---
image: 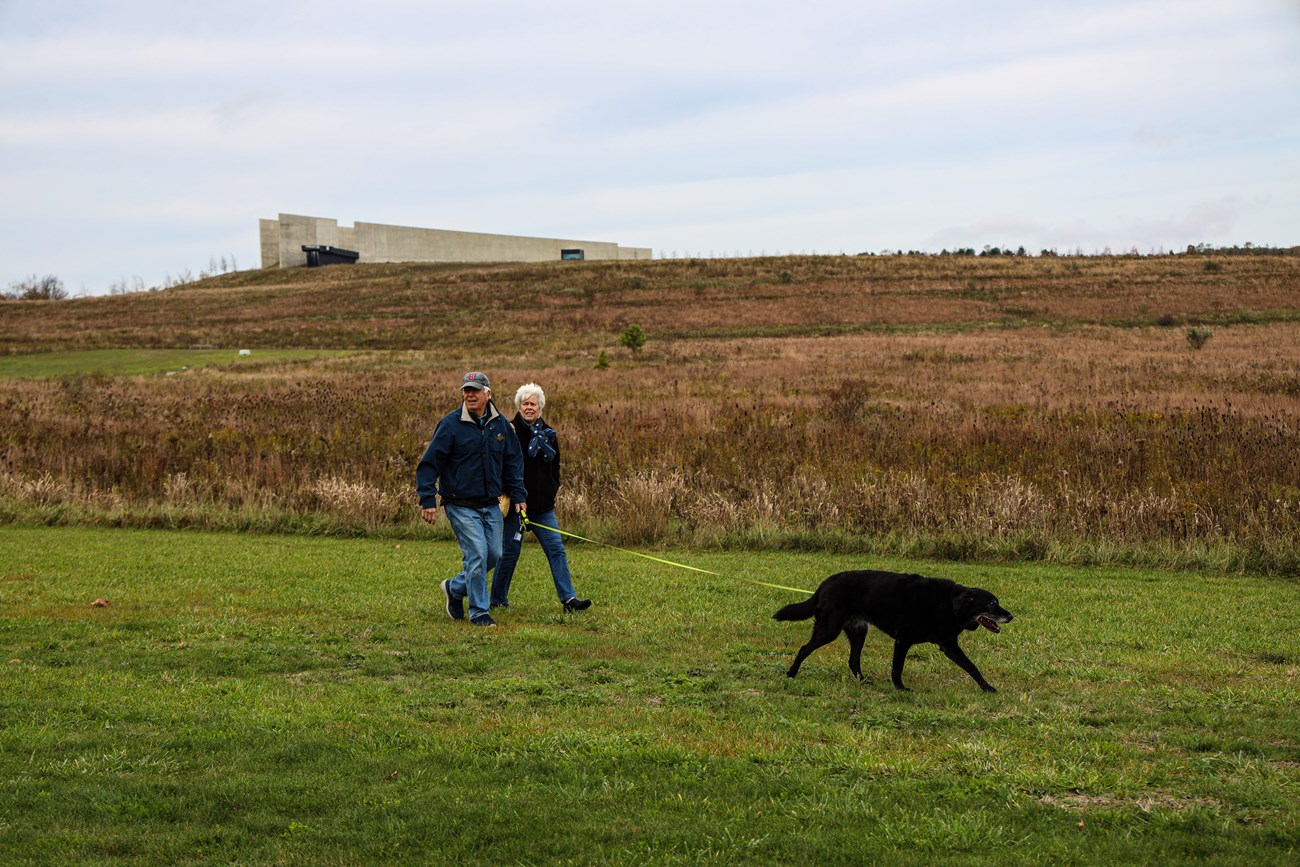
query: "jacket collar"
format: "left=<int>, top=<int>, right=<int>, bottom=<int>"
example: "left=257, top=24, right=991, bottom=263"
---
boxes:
left=461, top=400, right=500, bottom=425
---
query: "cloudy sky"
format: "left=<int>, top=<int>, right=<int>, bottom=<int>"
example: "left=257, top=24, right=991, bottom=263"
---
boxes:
left=2, top=0, right=1298, bottom=295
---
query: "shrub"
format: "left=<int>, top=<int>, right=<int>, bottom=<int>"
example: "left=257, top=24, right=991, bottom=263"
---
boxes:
left=620, top=324, right=646, bottom=355
left=5, top=274, right=67, bottom=301
left=1186, top=326, right=1213, bottom=350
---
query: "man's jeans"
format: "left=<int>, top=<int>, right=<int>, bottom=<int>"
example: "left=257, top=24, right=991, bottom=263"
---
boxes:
left=443, top=504, right=504, bottom=621
left=492, top=509, right=577, bottom=606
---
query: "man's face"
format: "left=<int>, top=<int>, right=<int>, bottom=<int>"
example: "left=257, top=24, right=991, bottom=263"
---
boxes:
left=462, top=387, right=488, bottom=416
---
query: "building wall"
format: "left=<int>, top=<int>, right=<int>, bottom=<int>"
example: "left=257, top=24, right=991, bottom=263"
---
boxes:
left=259, top=219, right=280, bottom=268
left=261, top=213, right=651, bottom=268
left=275, top=214, right=340, bottom=269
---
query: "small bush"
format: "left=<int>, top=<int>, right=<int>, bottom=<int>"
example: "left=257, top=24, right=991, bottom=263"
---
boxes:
left=5, top=274, right=67, bottom=301
left=620, top=324, right=646, bottom=355
left=1186, top=326, right=1213, bottom=350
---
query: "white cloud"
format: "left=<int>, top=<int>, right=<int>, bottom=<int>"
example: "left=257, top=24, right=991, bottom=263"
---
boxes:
left=0, top=0, right=1297, bottom=293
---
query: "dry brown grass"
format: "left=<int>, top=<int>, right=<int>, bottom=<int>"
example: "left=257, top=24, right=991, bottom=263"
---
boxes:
left=2, top=254, right=1296, bottom=353
left=2, top=254, right=1298, bottom=570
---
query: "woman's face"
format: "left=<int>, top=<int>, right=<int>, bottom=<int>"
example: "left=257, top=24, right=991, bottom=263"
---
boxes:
left=519, top=394, right=541, bottom=422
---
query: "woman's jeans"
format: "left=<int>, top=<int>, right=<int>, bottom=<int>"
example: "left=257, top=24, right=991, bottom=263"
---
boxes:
left=492, top=509, right=577, bottom=606
left=443, top=504, right=503, bottom=622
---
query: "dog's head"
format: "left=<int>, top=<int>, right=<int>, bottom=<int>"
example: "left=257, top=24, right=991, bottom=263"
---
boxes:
left=953, top=587, right=1014, bottom=633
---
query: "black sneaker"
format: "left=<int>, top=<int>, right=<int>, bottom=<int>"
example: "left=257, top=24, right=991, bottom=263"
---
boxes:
left=562, top=597, right=592, bottom=613
left=470, top=614, right=497, bottom=628
left=489, top=601, right=510, bottom=610
left=441, top=580, right=464, bottom=621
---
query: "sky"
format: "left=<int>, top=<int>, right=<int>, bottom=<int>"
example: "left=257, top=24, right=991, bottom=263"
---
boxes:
left=2, top=0, right=1298, bottom=296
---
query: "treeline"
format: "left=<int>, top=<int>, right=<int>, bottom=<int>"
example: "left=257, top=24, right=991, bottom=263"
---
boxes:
left=865, top=242, right=1299, bottom=258
left=2, top=254, right=242, bottom=302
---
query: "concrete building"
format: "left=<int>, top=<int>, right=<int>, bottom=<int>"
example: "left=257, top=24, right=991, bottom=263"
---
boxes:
left=260, top=213, right=652, bottom=268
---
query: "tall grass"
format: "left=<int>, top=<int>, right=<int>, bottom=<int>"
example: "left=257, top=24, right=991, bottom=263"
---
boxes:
left=1, top=256, right=1298, bottom=571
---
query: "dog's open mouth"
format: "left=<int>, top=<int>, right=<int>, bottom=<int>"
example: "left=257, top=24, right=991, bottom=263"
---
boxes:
left=977, top=615, right=1001, bottom=633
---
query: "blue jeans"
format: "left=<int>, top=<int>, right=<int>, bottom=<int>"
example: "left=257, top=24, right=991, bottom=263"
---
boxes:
left=492, top=509, right=577, bottom=606
left=443, top=504, right=503, bottom=621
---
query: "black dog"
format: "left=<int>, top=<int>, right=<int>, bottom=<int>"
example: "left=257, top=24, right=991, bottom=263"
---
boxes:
left=773, top=570, right=1013, bottom=691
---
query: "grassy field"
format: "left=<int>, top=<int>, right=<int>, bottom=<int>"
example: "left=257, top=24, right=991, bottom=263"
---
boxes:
left=0, top=348, right=351, bottom=379
left=2, top=526, right=1297, bottom=864
left=2, top=254, right=1298, bottom=861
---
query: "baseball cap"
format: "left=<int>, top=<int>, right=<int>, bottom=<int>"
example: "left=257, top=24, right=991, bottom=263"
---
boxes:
left=461, top=371, right=490, bottom=390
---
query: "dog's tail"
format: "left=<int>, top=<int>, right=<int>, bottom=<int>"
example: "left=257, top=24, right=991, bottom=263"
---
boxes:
left=772, top=595, right=817, bottom=622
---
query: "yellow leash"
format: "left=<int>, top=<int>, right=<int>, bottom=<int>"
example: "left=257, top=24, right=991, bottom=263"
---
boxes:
left=519, top=511, right=812, bottom=595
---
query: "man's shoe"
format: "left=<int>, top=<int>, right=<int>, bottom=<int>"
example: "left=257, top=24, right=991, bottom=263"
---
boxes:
left=562, top=597, right=592, bottom=613
left=470, top=614, right=497, bottom=628
left=441, top=580, right=464, bottom=621
left=489, top=601, right=510, bottom=610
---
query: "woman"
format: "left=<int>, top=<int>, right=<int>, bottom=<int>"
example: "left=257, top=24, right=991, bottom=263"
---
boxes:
left=490, top=382, right=592, bottom=613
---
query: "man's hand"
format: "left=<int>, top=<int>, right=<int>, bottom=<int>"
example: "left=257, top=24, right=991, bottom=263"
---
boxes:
left=515, top=502, right=527, bottom=515
left=421, top=506, right=438, bottom=524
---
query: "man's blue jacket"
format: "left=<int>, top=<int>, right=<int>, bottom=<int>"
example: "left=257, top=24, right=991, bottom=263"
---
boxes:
left=417, top=401, right=527, bottom=509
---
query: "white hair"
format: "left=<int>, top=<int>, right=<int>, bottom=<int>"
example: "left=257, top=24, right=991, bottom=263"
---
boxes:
left=514, top=382, right=545, bottom=412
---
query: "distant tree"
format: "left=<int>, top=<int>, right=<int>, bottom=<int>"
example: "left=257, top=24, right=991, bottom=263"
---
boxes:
left=1186, top=326, right=1213, bottom=350
left=109, top=276, right=147, bottom=296
left=5, top=274, right=67, bottom=300
left=620, top=324, right=646, bottom=355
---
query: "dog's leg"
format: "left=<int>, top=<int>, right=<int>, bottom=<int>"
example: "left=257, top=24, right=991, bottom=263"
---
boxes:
left=786, top=618, right=842, bottom=677
left=938, top=639, right=996, bottom=692
left=845, top=626, right=868, bottom=679
left=890, top=641, right=914, bottom=690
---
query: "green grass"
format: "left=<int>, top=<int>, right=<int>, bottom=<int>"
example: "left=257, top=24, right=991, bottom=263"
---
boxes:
left=2, top=526, right=1297, bottom=864
left=0, top=349, right=352, bottom=379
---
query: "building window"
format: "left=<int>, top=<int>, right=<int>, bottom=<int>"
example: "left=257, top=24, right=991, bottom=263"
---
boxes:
left=560, top=249, right=585, bottom=261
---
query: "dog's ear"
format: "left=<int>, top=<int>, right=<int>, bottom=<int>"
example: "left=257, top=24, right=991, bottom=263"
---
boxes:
left=952, top=589, right=974, bottom=616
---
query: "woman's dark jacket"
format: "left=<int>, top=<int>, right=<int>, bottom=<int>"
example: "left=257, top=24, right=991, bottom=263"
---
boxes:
left=511, top=413, right=561, bottom=513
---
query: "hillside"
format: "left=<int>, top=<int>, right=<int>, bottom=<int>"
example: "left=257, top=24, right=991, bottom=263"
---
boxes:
left=2, top=253, right=1298, bottom=355
left=3, top=253, right=1300, bottom=571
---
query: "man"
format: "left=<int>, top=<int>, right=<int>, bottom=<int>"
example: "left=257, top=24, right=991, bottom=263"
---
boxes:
left=416, top=371, right=527, bottom=628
